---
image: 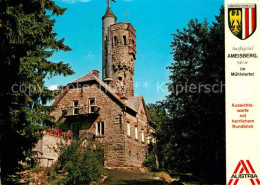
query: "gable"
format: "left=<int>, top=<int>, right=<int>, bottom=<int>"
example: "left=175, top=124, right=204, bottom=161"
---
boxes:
left=135, top=97, right=149, bottom=122
left=51, top=73, right=137, bottom=113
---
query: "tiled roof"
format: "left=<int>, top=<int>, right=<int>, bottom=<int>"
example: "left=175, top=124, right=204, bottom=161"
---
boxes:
left=126, top=96, right=143, bottom=110
left=60, top=73, right=138, bottom=113
left=115, top=93, right=126, bottom=99
left=104, top=7, right=115, bottom=17
left=71, top=73, right=96, bottom=84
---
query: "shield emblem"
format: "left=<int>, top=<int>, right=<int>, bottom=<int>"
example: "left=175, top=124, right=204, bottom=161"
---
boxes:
left=228, top=4, right=257, bottom=40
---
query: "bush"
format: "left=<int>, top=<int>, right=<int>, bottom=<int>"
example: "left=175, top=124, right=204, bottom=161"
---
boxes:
left=49, top=138, right=104, bottom=185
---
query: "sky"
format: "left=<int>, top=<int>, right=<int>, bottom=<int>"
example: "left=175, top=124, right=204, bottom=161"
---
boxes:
left=46, top=0, right=224, bottom=104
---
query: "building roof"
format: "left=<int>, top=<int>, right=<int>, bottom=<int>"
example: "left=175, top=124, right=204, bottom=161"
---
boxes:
left=102, top=7, right=117, bottom=20
left=53, top=73, right=138, bottom=113
left=105, top=7, right=114, bottom=16
left=126, top=96, right=142, bottom=110
left=71, top=73, right=96, bottom=84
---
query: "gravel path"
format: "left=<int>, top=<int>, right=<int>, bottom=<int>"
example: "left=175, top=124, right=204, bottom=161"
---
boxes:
left=103, top=170, right=168, bottom=185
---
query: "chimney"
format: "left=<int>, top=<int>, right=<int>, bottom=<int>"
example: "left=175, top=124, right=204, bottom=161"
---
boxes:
left=92, top=70, right=100, bottom=78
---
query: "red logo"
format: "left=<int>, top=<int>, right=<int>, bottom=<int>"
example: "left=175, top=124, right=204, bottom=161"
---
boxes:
left=228, top=160, right=260, bottom=185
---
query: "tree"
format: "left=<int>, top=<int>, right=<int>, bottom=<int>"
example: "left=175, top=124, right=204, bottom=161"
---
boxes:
left=155, top=7, right=225, bottom=183
left=146, top=103, right=170, bottom=170
left=0, top=0, right=74, bottom=181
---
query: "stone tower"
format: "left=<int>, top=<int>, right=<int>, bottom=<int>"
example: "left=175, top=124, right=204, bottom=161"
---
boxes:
left=102, top=2, right=137, bottom=97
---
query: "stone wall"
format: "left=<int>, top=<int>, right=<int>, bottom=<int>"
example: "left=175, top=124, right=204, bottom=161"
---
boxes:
left=50, top=83, right=126, bottom=167
left=123, top=100, right=148, bottom=167
left=34, top=134, right=64, bottom=167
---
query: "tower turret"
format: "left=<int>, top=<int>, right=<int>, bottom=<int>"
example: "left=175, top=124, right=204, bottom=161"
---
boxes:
left=102, top=5, right=117, bottom=81
left=102, top=2, right=137, bottom=97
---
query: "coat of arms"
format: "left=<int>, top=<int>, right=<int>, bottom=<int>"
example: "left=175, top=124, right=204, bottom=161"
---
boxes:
left=228, top=4, right=257, bottom=40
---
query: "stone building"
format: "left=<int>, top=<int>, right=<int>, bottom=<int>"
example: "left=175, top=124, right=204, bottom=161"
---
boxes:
left=49, top=2, right=152, bottom=167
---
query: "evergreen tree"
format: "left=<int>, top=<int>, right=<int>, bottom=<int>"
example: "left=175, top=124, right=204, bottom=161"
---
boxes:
left=0, top=0, right=74, bottom=181
left=154, top=7, right=225, bottom=183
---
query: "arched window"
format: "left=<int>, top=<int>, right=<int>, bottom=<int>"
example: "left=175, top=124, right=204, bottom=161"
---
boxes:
left=132, top=40, right=135, bottom=47
left=114, top=36, right=118, bottom=46
left=118, top=76, right=123, bottom=81
left=123, top=35, right=127, bottom=45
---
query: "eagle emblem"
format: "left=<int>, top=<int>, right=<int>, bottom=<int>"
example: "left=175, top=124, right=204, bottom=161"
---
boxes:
left=228, top=4, right=257, bottom=40
left=229, top=10, right=242, bottom=35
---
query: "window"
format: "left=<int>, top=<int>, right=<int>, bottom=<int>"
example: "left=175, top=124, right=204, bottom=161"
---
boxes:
left=74, top=108, right=79, bottom=115
left=90, top=106, right=95, bottom=113
left=96, top=122, right=105, bottom=136
left=89, top=97, right=96, bottom=113
left=73, top=100, right=79, bottom=115
left=118, top=76, right=123, bottom=81
left=141, top=130, right=145, bottom=143
left=147, top=136, right=151, bottom=144
left=127, top=122, right=131, bottom=136
left=114, top=36, right=118, bottom=46
left=73, top=100, right=79, bottom=107
left=135, top=126, right=138, bottom=140
left=89, top=97, right=95, bottom=105
left=123, top=35, right=127, bottom=45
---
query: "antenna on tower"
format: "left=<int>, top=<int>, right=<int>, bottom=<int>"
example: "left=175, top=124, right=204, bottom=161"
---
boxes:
left=125, top=8, right=129, bottom=22
left=106, top=0, right=110, bottom=8
left=106, top=0, right=116, bottom=8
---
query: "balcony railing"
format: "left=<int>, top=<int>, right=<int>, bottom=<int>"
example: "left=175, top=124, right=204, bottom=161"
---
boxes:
left=64, top=105, right=100, bottom=117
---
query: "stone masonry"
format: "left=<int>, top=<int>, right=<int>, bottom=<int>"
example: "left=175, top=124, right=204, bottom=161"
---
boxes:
left=44, top=3, right=153, bottom=168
